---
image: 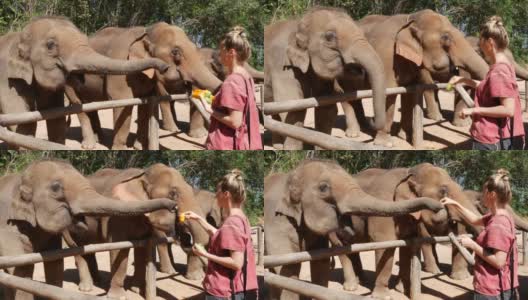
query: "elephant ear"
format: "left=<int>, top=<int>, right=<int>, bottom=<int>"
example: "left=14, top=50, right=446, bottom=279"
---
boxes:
left=275, top=172, right=303, bottom=226
left=7, top=33, right=33, bottom=85
left=395, top=18, right=423, bottom=67
left=8, top=180, right=37, bottom=227
left=394, top=170, right=422, bottom=220
left=286, top=27, right=309, bottom=73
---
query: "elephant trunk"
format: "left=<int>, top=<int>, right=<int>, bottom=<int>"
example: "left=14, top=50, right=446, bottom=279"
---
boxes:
left=513, top=61, right=528, bottom=81
left=244, top=62, right=264, bottom=82
left=507, top=206, right=528, bottom=232
left=338, top=191, right=444, bottom=217
left=66, top=48, right=169, bottom=75
left=188, top=60, right=223, bottom=93
left=70, top=192, right=176, bottom=217
left=344, top=41, right=386, bottom=130
left=457, top=44, right=489, bottom=80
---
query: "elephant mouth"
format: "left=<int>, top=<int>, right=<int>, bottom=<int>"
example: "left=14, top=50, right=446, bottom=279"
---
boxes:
left=343, top=63, right=365, bottom=77
left=71, top=215, right=89, bottom=233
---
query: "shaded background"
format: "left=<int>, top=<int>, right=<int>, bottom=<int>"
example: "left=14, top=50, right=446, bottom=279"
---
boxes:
left=266, top=0, right=528, bottom=64
left=0, top=151, right=264, bottom=224
left=264, top=150, right=528, bottom=216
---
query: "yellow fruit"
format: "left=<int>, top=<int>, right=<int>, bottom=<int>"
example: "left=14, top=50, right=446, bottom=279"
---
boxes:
left=178, top=213, right=185, bottom=223
left=446, top=83, right=453, bottom=91
left=192, top=89, right=215, bottom=104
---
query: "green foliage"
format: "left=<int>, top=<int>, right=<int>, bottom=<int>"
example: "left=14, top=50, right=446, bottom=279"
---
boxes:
left=0, top=0, right=265, bottom=68
left=264, top=151, right=528, bottom=216
left=267, top=0, right=528, bottom=63
left=0, top=151, right=264, bottom=225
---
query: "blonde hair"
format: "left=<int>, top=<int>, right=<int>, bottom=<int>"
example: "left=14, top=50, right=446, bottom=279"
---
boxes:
left=221, top=26, right=251, bottom=62
left=218, top=169, right=246, bottom=204
left=480, top=16, right=509, bottom=50
left=483, top=168, right=512, bottom=204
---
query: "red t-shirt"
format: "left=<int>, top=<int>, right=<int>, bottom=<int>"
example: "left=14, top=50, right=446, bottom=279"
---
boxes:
left=205, top=73, right=263, bottom=150
left=471, top=62, right=525, bottom=144
left=203, top=215, right=258, bottom=298
left=473, top=213, right=519, bottom=296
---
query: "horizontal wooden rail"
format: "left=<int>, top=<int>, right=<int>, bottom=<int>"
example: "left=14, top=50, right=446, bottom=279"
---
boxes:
left=0, top=271, right=100, bottom=300
left=264, top=235, right=469, bottom=269
left=263, top=83, right=448, bottom=115
left=0, top=94, right=189, bottom=127
left=0, top=126, right=70, bottom=150
left=263, top=272, right=364, bottom=300
left=264, top=117, right=385, bottom=150
left=0, top=237, right=175, bottom=269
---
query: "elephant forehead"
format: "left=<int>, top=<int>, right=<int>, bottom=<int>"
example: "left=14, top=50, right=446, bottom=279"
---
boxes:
left=151, top=26, right=191, bottom=47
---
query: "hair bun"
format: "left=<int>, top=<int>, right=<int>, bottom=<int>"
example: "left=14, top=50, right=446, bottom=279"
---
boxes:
left=495, top=168, right=510, bottom=181
left=230, top=168, right=243, bottom=180
left=490, top=16, right=504, bottom=26
left=232, top=26, right=247, bottom=38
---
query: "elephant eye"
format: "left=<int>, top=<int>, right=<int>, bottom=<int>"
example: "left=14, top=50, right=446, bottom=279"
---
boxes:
left=169, top=189, right=179, bottom=200
left=46, top=39, right=57, bottom=51
left=324, top=31, right=337, bottom=42
left=50, top=180, right=63, bottom=193
left=440, top=33, right=451, bottom=48
left=171, top=48, right=182, bottom=60
left=319, top=182, right=330, bottom=193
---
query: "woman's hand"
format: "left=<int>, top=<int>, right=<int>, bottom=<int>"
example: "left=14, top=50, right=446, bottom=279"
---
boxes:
left=183, top=211, right=201, bottom=221
left=440, top=197, right=460, bottom=208
left=192, top=244, right=208, bottom=257
left=199, top=95, right=213, bottom=114
left=458, top=235, right=477, bottom=251
left=448, top=76, right=466, bottom=86
left=459, top=107, right=475, bottom=119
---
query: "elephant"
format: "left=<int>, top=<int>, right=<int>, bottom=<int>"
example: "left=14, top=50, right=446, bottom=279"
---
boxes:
left=162, top=47, right=265, bottom=139
left=0, top=17, right=168, bottom=148
left=264, top=7, right=387, bottom=150
left=333, top=163, right=482, bottom=299
left=64, top=164, right=209, bottom=299
left=264, top=159, right=445, bottom=300
left=341, top=10, right=490, bottom=146
left=66, top=22, right=223, bottom=150
left=194, top=188, right=223, bottom=227
left=0, top=160, right=176, bottom=300
left=424, top=36, right=528, bottom=126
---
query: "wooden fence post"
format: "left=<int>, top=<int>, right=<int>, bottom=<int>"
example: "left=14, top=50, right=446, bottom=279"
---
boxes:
left=148, top=99, right=160, bottom=150
left=258, top=226, right=264, bottom=267
left=145, top=240, right=157, bottom=300
left=523, top=231, right=528, bottom=266
left=412, top=88, right=424, bottom=148
left=525, top=81, right=528, bottom=112
left=410, top=242, right=422, bottom=299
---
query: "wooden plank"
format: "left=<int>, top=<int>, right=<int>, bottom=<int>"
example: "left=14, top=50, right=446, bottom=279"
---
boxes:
left=264, top=117, right=384, bottom=150
left=189, top=97, right=211, bottom=127
left=448, top=232, right=475, bottom=266
left=412, top=89, right=424, bottom=148
left=145, top=240, right=157, bottom=300
left=454, top=84, right=475, bottom=107
left=148, top=100, right=160, bottom=150
left=410, top=244, right=422, bottom=299
left=523, top=231, right=528, bottom=266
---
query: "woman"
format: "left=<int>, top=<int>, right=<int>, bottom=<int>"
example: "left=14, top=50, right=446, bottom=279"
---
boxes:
left=184, top=169, right=258, bottom=299
left=199, top=27, right=263, bottom=150
left=449, top=16, right=525, bottom=150
left=441, top=169, right=519, bottom=300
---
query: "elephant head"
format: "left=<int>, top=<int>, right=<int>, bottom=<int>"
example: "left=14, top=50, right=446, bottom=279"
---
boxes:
left=275, top=160, right=444, bottom=236
left=126, top=22, right=222, bottom=93
left=7, top=160, right=176, bottom=235
left=7, top=17, right=168, bottom=91
left=395, top=10, right=489, bottom=81
left=286, top=8, right=386, bottom=130
left=394, top=163, right=482, bottom=235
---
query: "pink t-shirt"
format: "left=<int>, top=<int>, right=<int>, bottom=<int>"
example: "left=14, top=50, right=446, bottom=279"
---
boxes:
left=205, top=73, right=263, bottom=150
left=471, top=63, right=525, bottom=144
left=203, top=215, right=258, bottom=298
left=473, top=213, right=519, bottom=296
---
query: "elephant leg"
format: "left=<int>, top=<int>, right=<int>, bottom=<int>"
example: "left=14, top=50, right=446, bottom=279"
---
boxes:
left=64, top=84, right=97, bottom=149
left=160, top=100, right=179, bottom=132
left=424, top=89, right=442, bottom=121
left=397, top=93, right=414, bottom=143
left=188, top=105, right=208, bottom=138
left=314, top=104, right=338, bottom=149
left=452, top=93, right=471, bottom=127
left=108, top=249, right=130, bottom=300
left=351, top=253, right=366, bottom=283
left=418, top=223, right=441, bottom=274
left=74, top=254, right=95, bottom=292
left=270, top=113, right=285, bottom=149
left=130, top=245, right=147, bottom=295
left=5, top=265, right=35, bottom=300
left=272, top=264, right=302, bottom=300
left=341, top=101, right=361, bottom=138
left=372, top=248, right=395, bottom=299
left=157, top=243, right=176, bottom=274
left=396, top=246, right=413, bottom=297
left=112, top=106, right=133, bottom=150
left=185, top=252, right=206, bottom=280
left=329, top=232, right=359, bottom=291
left=88, top=111, right=104, bottom=142
left=134, top=104, right=149, bottom=150
left=450, top=224, right=471, bottom=280
left=374, top=94, right=396, bottom=148
left=38, top=90, right=67, bottom=144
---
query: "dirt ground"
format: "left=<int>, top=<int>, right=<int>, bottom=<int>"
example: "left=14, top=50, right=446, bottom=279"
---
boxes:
left=293, top=233, right=528, bottom=299
left=264, top=81, right=528, bottom=150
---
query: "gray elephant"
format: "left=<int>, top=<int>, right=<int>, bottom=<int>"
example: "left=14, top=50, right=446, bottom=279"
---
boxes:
left=341, top=10, right=489, bottom=146
left=63, top=164, right=209, bottom=299
left=0, top=160, right=176, bottom=300
left=264, top=159, right=444, bottom=300
left=0, top=17, right=168, bottom=148
left=264, top=7, right=387, bottom=150
left=66, top=22, right=222, bottom=150
left=424, top=36, right=528, bottom=126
